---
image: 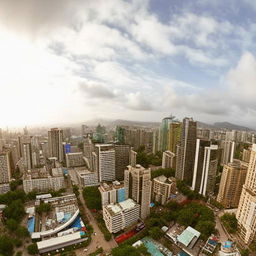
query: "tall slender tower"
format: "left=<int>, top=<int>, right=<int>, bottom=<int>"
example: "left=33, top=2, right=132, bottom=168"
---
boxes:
left=176, top=117, right=197, bottom=185
left=236, top=145, right=256, bottom=244
left=23, top=143, right=33, bottom=170
left=168, top=122, right=182, bottom=154
left=48, top=128, right=64, bottom=162
left=192, top=139, right=218, bottom=196
left=124, top=165, right=151, bottom=219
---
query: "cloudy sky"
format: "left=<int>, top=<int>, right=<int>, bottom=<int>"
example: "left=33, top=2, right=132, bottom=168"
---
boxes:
left=1, top=0, right=256, bottom=127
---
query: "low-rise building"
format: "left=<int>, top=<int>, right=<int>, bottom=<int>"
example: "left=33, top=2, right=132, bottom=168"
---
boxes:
left=219, top=241, right=241, bottom=256
left=152, top=175, right=176, bottom=205
left=75, top=168, right=99, bottom=187
left=99, top=181, right=126, bottom=206
left=23, top=167, right=65, bottom=193
left=0, top=183, right=10, bottom=194
left=66, top=152, right=86, bottom=168
left=103, top=198, right=140, bottom=233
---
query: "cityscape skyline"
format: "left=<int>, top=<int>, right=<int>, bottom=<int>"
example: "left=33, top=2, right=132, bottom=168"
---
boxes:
left=1, top=0, right=256, bottom=127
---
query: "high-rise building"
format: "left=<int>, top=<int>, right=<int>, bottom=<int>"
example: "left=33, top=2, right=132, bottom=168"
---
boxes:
left=23, top=142, right=33, bottom=170
left=152, top=128, right=160, bottom=154
left=159, top=116, right=177, bottom=152
left=217, top=160, right=247, bottom=208
left=95, top=144, right=115, bottom=182
left=192, top=140, right=218, bottom=196
left=242, top=148, right=251, bottom=163
left=124, top=165, right=151, bottom=219
left=0, top=152, right=11, bottom=184
left=168, top=122, right=182, bottom=154
left=116, top=126, right=125, bottom=144
left=130, top=149, right=137, bottom=167
left=220, top=140, right=235, bottom=165
left=114, top=144, right=130, bottom=180
left=236, top=144, right=256, bottom=244
left=103, top=199, right=140, bottom=233
left=99, top=181, right=126, bottom=206
left=162, top=150, right=175, bottom=169
left=176, top=118, right=197, bottom=185
left=83, top=134, right=94, bottom=170
left=48, top=128, right=64, bottom=162
left=152, top=175, right=176, bottom=205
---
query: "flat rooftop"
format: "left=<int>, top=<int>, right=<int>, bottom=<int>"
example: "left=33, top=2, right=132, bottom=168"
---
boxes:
left=106, top=199, right=138, bottom=215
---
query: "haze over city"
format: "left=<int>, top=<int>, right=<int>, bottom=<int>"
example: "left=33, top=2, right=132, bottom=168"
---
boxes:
left=1, top=0, right=256, bottom=127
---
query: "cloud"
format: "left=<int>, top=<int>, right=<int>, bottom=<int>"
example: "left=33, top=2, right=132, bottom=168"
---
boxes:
left=79, top=82, right=116, bottom=99
left=125, top=92, right=153, bottom=111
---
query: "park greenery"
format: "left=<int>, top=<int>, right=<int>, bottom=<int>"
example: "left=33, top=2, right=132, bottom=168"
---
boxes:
left=220, top=213, right=238, bottom=234
left=36, top=202, right=51, bottom=215
left=112, top=244, right=150, bottom=256
left=27, top=243, right=38, bottom=255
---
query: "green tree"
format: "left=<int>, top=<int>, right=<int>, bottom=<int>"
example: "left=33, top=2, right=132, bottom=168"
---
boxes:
left=6, top=219, right=18, bottom=231
left=195, top=221, right=215, bottom=240
left=36, top=203, right=51, bottom=215
left=83, top=187, right=102, bottom=210
left=0, top=235, right=14, bottom=256
left=220, top=213, right=237, bottom=233
left=27, top=244, right=38, bottom=255
left=4, top=199, right=25, bottom=222
left=17, top=226, right=29, bottom=238
left=112, top=245, right=141, bottom=256
left=148, top=226, right=164, bottom=240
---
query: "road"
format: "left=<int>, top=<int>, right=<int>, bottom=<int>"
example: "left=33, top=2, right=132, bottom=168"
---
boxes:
left=68, top=169, right=117, bottom=255
left=215, top=211, right=229, bottom=243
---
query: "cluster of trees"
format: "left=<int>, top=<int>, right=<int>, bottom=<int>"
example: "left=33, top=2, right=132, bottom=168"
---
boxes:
left=136, top=146, right=162, bottom=167
left=220, top=213, right=237, bottom=234
left=151, top=168, right=175, bottom=179
left=83, top=186, right=102, bottom=210
left=36, top=202, right=51, bottom=215
left=112, top=244, right=150, bottom=256
left=176, top=180, right=206, bottom=200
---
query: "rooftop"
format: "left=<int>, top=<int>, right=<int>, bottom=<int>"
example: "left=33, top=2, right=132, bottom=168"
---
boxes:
left=177, top=226, right=200, bottom=248
left=106, top=199, right=138, bottom=215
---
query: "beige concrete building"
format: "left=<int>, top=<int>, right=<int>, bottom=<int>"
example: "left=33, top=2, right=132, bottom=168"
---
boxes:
left=99, top=181, right=126, bottom=206
left=65, top=152, right=85, bottom=168
left=103, top=199, right=140, bottom=233
left=242, top=148, right=251, bottom=163
left=217, top=160, right=247, bottom=208
left=124, top=165, right=151, bottom=219
left=162, top=150, right=175, bottom=169
left=0, top=152, right=11, bottom=184
left=220, top=140, right=235, bottom=165
left=152, top=175, right=176, bottom=205
left=236, top=144, right=256, bottom=244
left=130, top=149, right=137, bottom=167
left=168, top=122, right=181, bottom=153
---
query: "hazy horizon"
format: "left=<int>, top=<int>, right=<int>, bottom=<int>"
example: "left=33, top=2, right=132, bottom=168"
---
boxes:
left=1, top=0, right=256, bottom=127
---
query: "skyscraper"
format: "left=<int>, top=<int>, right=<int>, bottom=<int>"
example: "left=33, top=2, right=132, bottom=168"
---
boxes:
left=176, top=117, right=197, bottom=185
left=0, top=152, right=11, bottom=184
left=124, top=165, right=151, bottom=219
left=23, top=142, right=33, bottom=170
left=192, top=140, right=218, bottom=196
left=220, top=140, right=235, bottom=165
left=236, top=144, right=256, bottom=244
left=48, top=128, right=64, bottom=162
left=95, top=144, right=115, bottom=182
left=114, top=144, right=130, bottom=180
left=217, top=160, right=247, bottom=208
left=159, top=116, right=176, bottom=152
left=168, top=122, right=182, bottom=153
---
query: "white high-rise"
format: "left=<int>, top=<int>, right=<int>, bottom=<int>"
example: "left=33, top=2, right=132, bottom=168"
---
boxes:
left=48, top=128, right=64, bottom=162
left=95, top=144, right=115, bottom=182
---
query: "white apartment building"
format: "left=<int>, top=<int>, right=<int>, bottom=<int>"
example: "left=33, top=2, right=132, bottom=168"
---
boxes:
left=103, top=199, right=140, bottom=233
left=23, top=168, right=65, bottom=193
left=221, top=140, right=235, bottom=165
left=162, top=150, right=175, bottom=169
left=75, top=168, right=99, bottom=187
left=236, top=144, right=256, bottom=244
left=95, top=144, right=115, bottom=182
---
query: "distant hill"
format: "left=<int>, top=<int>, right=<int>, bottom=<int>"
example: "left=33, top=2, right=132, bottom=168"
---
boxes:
left=213, top=122, right=254, bottom=131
